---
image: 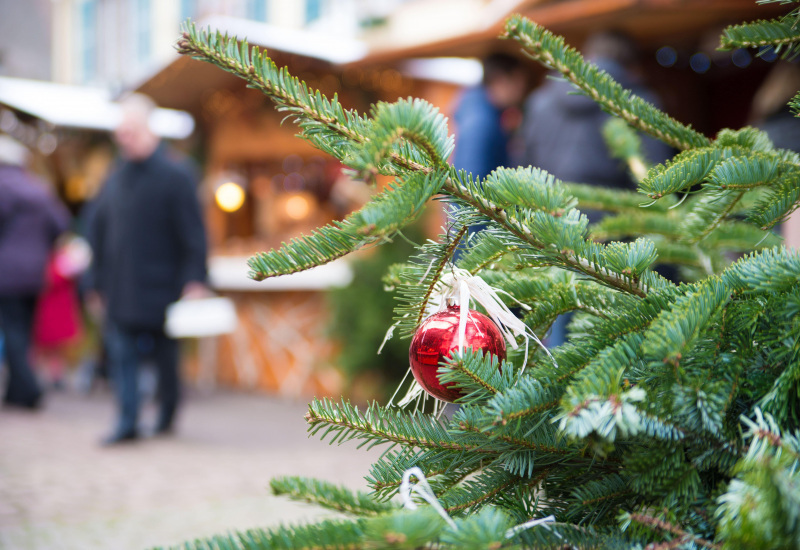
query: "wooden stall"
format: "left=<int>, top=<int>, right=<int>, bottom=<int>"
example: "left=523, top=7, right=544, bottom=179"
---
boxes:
left=138, top=2, right=793, bottom=397
left=137, top=18, right=454, bottom=397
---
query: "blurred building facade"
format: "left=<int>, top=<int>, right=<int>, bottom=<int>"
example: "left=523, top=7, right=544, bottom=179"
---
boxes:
left=49, top=0, right=412, bottom=89
left=0, top=0, right=51, bottom=80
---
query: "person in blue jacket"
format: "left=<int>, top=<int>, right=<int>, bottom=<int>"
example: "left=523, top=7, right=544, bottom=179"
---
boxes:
left=452, top=52, right=528, bottom=179
left=450, top=52, right=529, bottom=255
left=87, top=94, right=208, bottom=445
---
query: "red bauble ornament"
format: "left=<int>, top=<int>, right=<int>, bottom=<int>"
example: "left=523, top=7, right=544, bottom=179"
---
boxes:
left=409, top=305, right=506, bottom=402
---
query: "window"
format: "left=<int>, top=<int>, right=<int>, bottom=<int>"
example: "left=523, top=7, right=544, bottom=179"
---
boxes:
left=78, top=0, right=97, bottom=83
left=246, top=0, right=268, bottom=22
left=135, top=0, right=151, bottom=64
left=305, top=0, right=322, bottom=24
left=180, top=0, right=195, bottom=22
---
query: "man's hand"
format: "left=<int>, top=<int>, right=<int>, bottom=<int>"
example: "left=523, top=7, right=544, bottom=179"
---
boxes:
left=181, top=281, right=212, bottom=300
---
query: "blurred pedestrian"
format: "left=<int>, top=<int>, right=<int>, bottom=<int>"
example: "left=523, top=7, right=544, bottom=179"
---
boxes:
left=520, top=32, right=671, bottom=198
left=0, top=135, right=70, bottom=409
left=87, top=94, right=208, bottom=445
left=519, top=31, right=672, bottom=346
left=32, top=234, right=91, bottom=388
left=451, top=52, right=528, bottom=253
left=451, top=52, right=528, bottom=178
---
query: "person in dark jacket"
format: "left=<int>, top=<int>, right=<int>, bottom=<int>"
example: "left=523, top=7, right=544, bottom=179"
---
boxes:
left=520, top=31, right=671, bottom=197
left=519, top=31, right=672, bottom=347
left=88, top=94, right=207, bottom=445
left=0, top=135, right=70, bottom=409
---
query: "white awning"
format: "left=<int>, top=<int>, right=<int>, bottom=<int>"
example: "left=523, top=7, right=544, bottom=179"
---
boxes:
left=194, top=15, right=368, bottom=65
left=0, top=76, right=195, bottom=139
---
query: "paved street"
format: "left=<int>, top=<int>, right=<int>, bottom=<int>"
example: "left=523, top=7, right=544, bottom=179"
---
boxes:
left=0, top=386, right=383, bottom=549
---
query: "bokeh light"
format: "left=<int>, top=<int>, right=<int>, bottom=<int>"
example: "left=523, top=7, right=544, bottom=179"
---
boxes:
left=656, top=46, right=677, bottom=67
left=215, top=181, right=246, bottom=212
left=690, top=52, right=711, bottom=73
left=285, top=194, right=311, bottom=220
left=759, top=46, right=778, bottom=62
left=732, top=48, right=752, bottom=68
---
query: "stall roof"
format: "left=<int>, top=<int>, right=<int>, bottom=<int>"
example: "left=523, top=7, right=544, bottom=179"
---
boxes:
left=0, top=76, right=195, bottom=138
left=139, top=0, right=787, bottom=111
left=138, top=15, right=371, bottom=112
left=355, top=0, right=788, bottom=65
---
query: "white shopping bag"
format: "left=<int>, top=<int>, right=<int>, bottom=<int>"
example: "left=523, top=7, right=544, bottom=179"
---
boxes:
left=164, top=296, right=238, bottom=338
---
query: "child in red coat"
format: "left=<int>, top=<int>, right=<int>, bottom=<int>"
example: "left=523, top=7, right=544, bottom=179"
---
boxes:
left=33, top=235, right=91, bottom=387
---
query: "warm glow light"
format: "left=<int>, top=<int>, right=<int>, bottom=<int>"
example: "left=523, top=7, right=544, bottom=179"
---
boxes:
left=285, top=195, right=311, bottom=220
left=215, top=182, right=245, bottom=212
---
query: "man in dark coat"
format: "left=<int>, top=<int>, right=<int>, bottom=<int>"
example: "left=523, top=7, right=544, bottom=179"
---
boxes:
left=88, top=94, right=207, bottom=444
left=0, top=136, right=70, bottom=408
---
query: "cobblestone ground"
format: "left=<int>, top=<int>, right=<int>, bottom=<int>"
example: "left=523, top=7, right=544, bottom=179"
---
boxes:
left=0, top=386, right=382, bottom=549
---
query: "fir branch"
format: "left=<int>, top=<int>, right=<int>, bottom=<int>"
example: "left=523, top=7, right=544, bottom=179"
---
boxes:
left=452, top=200, right=655, bottom=297
left=603, top=118, right=649, bottom=182
left=791, top=90, right=800, bottom=117
left=626, top=512, right=720, bottom=549
left=305, top=398, right=498, bottom=454
left=178, top=24, right=369, bottom=157
left=439, top=468, right=520, bottom=514
left=366, top=448, right=484, bottom=500
left=714, top=126, right=777, bottom=152
left=483, top=377, right=564, bottom=426
left=639, top=147, right=740, bottom=199
left=705, top=153, right=782, bottom=191
left=270, top=476, right=396, bottom=517
left=480, top=167, right=577, bottom=216
left=640, top=278, right=729, bottom=366
left=747, top=172, right=800, bottom=229
left=174, top=518, right=366, bottom=550
left=682, top=189, right=745, bottom=244
left=590, top=212, right=681, bottom=242
left=458, top=420, right=572, bottom=457
left=362, top=508, right=448, bottom=548
left=530, top=287, right=680, bottom=385
left=247, top=172, right=445, bottom=280
left=564, top=181, right=678, bottom=214
left=440, top=507, right=513, bottom=549
left=391, top=224, right=468, bottom=337
left=437, top=349, right=515, bottom=404
left=504, top=15, right=710, bottom=151
left=456, top=232, right=527, bottom=274
left=722, top=246, right=800, bottom=295
left=367, top=98, right=454, bottom=169
left=720, top=18, right=800, bottom=58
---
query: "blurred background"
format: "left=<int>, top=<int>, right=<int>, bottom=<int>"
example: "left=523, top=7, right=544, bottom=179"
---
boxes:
left=0, top=0, right=795, bottom=548
left=0, top=0, right=789, bottom=401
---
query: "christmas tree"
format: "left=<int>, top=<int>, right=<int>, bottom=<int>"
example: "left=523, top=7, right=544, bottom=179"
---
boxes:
left=175, top=3, right=799, bottom=548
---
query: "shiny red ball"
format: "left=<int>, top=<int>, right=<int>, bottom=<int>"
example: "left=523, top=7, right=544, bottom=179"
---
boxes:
left=409, top=305, right=506, bottom=402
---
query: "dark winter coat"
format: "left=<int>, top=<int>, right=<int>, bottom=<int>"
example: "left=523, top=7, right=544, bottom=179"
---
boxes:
left=88, top=145, right=207, bottom=330
left=520, top=59, right=673, bottom=189
left=0, top=164, right=69, bottom=296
